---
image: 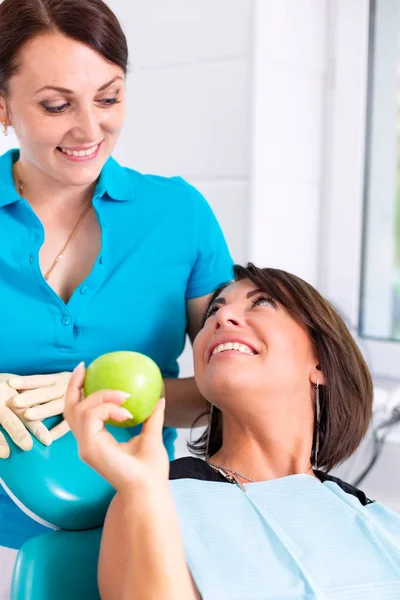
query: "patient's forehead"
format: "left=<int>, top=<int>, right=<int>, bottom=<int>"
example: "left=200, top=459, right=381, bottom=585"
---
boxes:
left=216, top=279, right=258, bottom=300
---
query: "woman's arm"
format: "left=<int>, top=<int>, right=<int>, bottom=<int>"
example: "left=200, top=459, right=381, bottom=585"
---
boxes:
left=99, top=487, right=200, bottom=600
left=163, top=294, right=211, bottom=428
left=64, top=365, right=200, bottom=600
left=163, top=376, right=207, bottom=427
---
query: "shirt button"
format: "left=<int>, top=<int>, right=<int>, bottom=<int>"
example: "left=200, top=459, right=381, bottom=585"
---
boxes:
left=61, top=316, right=71, bottom=326
left=99, top=255, right=104, bottom=265
left=80, top=285, right=89, bottom=295
left=29, top=255, right=33, bottom=264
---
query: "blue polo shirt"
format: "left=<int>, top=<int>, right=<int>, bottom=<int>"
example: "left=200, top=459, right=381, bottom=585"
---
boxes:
left=0, top=149, right=233, bottom=549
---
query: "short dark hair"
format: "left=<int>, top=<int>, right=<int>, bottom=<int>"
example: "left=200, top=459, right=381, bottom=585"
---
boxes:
left=189, top=263, right=373, bottom=472
left=0, top=0, right=128, bottom=95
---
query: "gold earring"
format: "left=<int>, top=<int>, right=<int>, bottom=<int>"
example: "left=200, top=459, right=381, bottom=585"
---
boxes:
left=205, top=403, right=214, bottom=459
left=314, top=377, right=321, bottom=469
left=1, top=121, right=8, bottom=136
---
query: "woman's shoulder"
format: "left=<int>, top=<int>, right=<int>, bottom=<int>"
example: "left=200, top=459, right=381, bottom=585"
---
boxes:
left=0, top=148, right=17, bottom=166
left=106, top=158, right=203, bottom=204
left=169, top=462, right=374, bottom=507
left=169, top=457, right=231, bottom=484
left=315, top=470, right=374, bottom=506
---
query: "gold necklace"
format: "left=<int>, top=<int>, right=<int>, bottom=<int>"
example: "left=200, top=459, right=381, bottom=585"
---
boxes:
left=206, top=460, right=316, bottom=484
left=206, top=460, right=256, bottom=483
left=14, top=163, right=92, bottom=281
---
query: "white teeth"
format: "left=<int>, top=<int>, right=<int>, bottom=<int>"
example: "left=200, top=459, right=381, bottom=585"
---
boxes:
left=239, top=343, right=251, bottom=353
left=60, top=144, right=99, bottom=157
left=212, top=342, right=255, bottom=356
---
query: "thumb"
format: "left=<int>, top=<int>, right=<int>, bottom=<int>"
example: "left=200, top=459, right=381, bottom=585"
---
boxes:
left=49, top=419, right=71, bottom=442
left=65, top=362, right=86, bottom=409
left=140, top=398, right=165, bottom=438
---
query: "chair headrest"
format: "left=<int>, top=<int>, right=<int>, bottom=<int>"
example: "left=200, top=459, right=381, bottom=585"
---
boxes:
left=0, top=418, right=135, bottom=530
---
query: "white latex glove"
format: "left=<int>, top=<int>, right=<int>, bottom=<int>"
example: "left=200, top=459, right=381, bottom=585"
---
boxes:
left=9, top=372, right=72, bottom=442
left=0, top=375, right=52, bottom=459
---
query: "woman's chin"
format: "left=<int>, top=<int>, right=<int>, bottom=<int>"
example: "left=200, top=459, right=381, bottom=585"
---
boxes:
left=202, top=370, right=250, bottom=400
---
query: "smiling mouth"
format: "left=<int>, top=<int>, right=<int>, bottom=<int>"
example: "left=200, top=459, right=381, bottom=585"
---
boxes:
left=57, top=143, right=100, bottom=158
left=210, top=342, right=256, bottom=360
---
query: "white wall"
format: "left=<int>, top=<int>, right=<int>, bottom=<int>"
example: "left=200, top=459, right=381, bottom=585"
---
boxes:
left=249, top=0, right=328, bottom=286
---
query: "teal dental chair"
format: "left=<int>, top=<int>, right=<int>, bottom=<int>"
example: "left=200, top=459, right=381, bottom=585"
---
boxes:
left=11, top=528, right=103, bottom=600
left=0, top=417, right=133, bottom=600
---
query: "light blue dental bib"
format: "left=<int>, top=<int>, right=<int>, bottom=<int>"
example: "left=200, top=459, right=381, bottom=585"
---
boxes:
left=170, top=474, right=400, bottom=599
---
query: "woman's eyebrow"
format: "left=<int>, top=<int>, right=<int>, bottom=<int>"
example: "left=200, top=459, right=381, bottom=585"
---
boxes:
left=35, top=85, right=73, bottom=95
left=210, top=297, right=226, bottom=307
left=97, top=76, right=124, bottom=91
left=34, top=76, right=124, bottom=95
left=211, top=288, right=264, bottom=306
left=246, top=288, right=264, bottom=299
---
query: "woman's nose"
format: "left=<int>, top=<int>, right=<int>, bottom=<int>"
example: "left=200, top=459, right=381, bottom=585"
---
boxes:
left=73, top=107, right=100, bottom=140
left=214, top=305, right=244, bottom=329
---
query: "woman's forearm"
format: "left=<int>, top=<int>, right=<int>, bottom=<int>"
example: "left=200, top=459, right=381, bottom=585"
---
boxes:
left=164, top=376, right=208, bottom=428
left=122, top=483, right=198, bottom=600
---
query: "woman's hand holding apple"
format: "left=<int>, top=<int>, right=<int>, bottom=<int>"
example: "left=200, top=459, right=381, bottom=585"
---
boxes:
left=64, top=362, right=169, bottom=497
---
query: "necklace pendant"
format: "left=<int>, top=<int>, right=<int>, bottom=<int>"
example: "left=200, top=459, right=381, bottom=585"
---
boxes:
left=206, top=460, right=256, bottom=483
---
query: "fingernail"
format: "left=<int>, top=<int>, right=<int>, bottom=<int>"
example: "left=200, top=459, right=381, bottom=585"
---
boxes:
left=12, top=397, right=23, bottom=407
left=120, top=408, right=133, bottom=419
left=0, top=442, right=10, bottom=459
left=116, top=391, right=131, bottom=401
left=24, top=409, right=36, bottom=420
left=20, top=440, right=33, bottom=451
left=73, top=361, right=85, bottom=373
left=160, top=397, right=166, bottom=408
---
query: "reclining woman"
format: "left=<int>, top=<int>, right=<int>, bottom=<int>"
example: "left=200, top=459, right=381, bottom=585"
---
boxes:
left=65, top=263, right=400, bottom=600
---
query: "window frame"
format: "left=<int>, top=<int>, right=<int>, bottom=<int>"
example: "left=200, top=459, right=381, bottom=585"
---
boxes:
left=321, top=0, right=400, bottom=380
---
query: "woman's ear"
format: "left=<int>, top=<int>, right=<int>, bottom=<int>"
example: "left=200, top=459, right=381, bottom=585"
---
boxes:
left=0, top=95, right=10, bottom=125
left=310, top=364, right=326, bottom=386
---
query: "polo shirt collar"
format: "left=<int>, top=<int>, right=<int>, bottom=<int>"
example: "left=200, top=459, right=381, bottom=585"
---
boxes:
left=0, top=149, right=21, bottom=208
left=0, top=150, right=134, bottom=208
left=94, top=156, right=134, bottom=202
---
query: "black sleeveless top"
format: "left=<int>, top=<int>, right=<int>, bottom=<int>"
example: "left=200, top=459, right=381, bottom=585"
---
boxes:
left=169, top=457, right=374, bottom=507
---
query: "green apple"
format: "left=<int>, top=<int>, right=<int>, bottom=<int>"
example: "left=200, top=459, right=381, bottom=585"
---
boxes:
left=84, top=351, right=163, bottom=427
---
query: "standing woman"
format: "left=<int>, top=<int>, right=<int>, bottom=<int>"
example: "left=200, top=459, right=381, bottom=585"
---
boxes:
left=0, top=0, right=233, bottom=590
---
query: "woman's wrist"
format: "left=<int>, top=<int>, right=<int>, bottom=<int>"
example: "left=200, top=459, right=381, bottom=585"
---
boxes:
left=120, top=478, right=171, bottom=507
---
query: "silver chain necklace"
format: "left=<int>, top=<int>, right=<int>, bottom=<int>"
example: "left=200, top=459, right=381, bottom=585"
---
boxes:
left=206, top=460, right=256, bottom=483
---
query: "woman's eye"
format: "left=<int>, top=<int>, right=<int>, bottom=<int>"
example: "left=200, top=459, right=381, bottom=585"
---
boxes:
left=205, top=305, right=219, bottom=320
left=41, top=103, right=69, bottom=114
left=252, top=295, right=276, bottom=308
left=98, top=97, right=121, bottom=107
left=41, top=97, right=121, bottom=115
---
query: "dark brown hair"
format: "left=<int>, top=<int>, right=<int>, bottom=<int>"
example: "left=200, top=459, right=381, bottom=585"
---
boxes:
left=189, top=263, right=373, bottom=472
left=0, top=0, right=128, bottom=95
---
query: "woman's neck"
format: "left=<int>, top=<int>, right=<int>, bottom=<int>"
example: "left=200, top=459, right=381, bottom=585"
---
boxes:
left=14, top=158, right=95, bottom=212
left=209, top=410, right=316, bottom=482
